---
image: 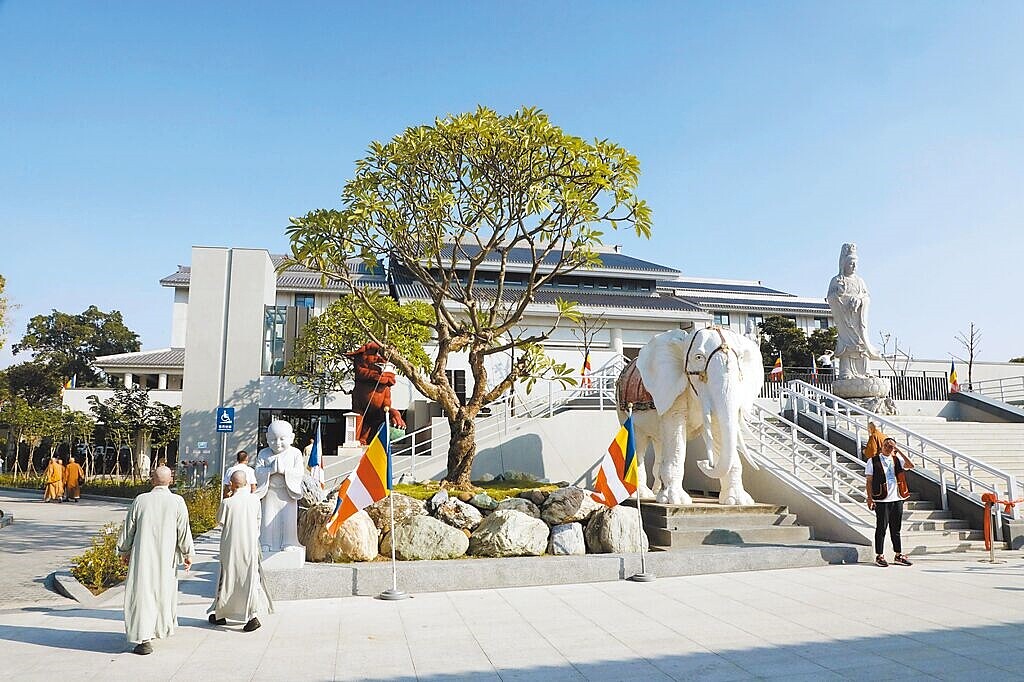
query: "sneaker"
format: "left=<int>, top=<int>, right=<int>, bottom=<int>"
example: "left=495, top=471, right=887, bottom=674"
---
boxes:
left=875, top=555, right=889, bottom=567
left=133, top=641, right=153, bottom=655
left=894, top=554, right=913, bottom=566
left=243, top=617, right=261, bottom=632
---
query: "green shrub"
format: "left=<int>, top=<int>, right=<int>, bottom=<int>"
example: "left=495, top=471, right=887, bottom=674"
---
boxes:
left=182, top=485, right=220, bottom=536
left=70, top=522, right=128, bottom=592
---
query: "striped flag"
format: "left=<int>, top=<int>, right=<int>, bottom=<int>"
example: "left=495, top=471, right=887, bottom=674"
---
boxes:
left=308, top=419, right=324, bottom=489
left=325, top=421, right=391, bottom=535
left=811, top=355, right=819, bottom=378
left=581, top=351, right=592, bottom=388
left=949, top=360, right=960, bottom=393
left=769, top=355, right=784, bottom=381
left=591, top=416, right=638, bottom=507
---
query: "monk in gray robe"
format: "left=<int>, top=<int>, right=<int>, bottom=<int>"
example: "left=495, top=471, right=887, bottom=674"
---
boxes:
left=208, top=470, right=274, bottom=632
left=117, top=466, right=194, bottom=655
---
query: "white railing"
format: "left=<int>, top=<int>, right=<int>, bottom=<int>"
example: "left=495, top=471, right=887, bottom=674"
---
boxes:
left=746, top=406, right=872, bottom=529
left=967, top=376, right=1024, bottom=405
left=782, top=380, right=1020, bottom=521
left=324, top=356, right=627, bottom=490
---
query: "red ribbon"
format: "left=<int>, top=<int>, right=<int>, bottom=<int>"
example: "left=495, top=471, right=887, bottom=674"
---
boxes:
left=981, top=493, right=1023, bottom=551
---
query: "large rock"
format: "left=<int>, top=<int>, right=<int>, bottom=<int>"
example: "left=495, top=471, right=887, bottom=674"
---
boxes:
left=381, top=515, right=469, bottom=561
left=426, top=490, right=449, bottom=513
left=468, top=493, right=498, bottom=511
left=548, top=522, right=586, bottom=555
left=518, top=489, right=548, bottom=506
left=299, top=474, right=328, bottom=509
left=435, top=497, right=483, bottom=530
left=298, top=504, right=380, bottom=562
left=365, top=493, right=427, bottom=535
left=583, top=506, right=650, bottom=554
left=496, top=497, right=541, bottom=518
left=469, top=510, right=548, bottom=557
left=541, top=486, right=601, bottom=526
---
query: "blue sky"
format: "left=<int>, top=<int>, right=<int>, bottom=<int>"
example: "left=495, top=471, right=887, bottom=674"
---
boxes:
left=2, top=1, right=1022, bottom=365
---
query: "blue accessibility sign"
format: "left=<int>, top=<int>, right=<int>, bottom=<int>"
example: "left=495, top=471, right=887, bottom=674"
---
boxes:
left=216, top=407, right=235, bottom=433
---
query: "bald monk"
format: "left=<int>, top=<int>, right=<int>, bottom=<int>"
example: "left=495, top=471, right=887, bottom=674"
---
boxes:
left=117, top=466, right=195, bottom=655
left=208, top=470, right=273, bottom=632
left=42, top=457, right=64, bottom=502
left=64, top=456, right=86, bottom=502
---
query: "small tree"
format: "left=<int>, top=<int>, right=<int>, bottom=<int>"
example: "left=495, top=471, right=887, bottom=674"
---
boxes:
left=148, top=404, right=181, bottom=467
left=287, top=107, right=651, bottom=486
left=61, top=409, right=97, bottom=472
left=807, top=327, right=838, bottom=369
left=283, top=293, right=433, bottom=408
left=954, top=323, right=982, bottom=389
left=759, top=316, right=810, bottom=368
left=878, top=331, right=913, bottom=375
left=571, top=313, right=608, bottom=385
left=88, top=386, right=152, bottom=478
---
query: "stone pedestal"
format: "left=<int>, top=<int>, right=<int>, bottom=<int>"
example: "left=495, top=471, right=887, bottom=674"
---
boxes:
left=832, top=377, right=897, bottom=415
left=262, top=547, right=306, bottom=570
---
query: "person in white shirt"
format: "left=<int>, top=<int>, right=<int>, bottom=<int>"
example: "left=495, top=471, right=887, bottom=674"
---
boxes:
left=222, top=450, right=257, bottom=498
left=865, top=438, right=915, bottom=568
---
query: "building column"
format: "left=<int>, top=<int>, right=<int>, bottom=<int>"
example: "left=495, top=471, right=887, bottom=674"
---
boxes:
left=124, top=372, right=133, bottom=388
left=158, top=373, right=168, bottom=390
left=610, top=328, right=623, bottom=356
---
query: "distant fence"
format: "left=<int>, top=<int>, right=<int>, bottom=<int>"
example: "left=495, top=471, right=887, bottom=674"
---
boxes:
left=760, top=367, right=949, bottom=401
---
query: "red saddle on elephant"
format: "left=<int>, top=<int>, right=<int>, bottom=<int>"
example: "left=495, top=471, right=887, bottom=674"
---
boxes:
left=616, top=360, right=656, bottom=412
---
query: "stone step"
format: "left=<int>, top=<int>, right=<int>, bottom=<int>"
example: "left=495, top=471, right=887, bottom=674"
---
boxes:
left=644, top=512, right=800, bottom=531
left=627, top=500, right=789, bottom=517
left=646, top=524, right=813, bottom=548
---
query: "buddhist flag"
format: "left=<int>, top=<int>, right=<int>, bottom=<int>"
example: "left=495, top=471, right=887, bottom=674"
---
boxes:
left=811, top=355, right=819, bottom=378
left=326, top=421, right=391, bottom=535
left=581, top=351, right=592, bottom=388
left=769, top=355, right=784, bottom=381
left=949, top=360, right=960, bottom=393
left=591, top=416, right=638, bottom=508
left=308, top=419, right=324, bottom=489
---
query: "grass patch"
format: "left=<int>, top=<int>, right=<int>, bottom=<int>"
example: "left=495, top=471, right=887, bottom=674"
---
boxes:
left=393, top=479, right=558, bottom=501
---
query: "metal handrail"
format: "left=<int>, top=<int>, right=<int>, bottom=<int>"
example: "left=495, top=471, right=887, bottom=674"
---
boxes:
left=745, top=407, right=870, bottom=527
left=783, top=380, right=1020, bottom=520
left=323, top=357, right=628, bottom=489
left=968, top=376, right=1024, bottom=404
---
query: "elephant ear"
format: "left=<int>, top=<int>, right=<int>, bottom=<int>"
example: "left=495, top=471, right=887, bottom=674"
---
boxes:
left=725, top=329, right=764, bottom=412
left=636, top=329, right=691, bottom=416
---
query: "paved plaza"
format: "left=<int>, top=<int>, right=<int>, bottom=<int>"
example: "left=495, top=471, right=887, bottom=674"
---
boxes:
left=0, top=489, right=127, bottom=609
left=2, top=536, right=1024, bottom=681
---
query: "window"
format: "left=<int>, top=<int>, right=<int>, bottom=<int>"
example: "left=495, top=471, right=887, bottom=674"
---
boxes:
left=445, top=369, right=467, bottom=405
left=749, top=314, right=765, bottom=328
left=262, top=306, right=287, bottom=374
left=814, top=317, right=831, bottom=330
left=294, top=293, right=315, bottom=308
left=713, top=312, right=730, bottom=326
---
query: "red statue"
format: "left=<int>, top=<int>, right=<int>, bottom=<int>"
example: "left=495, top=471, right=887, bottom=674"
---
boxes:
left=347, top=342, right=407, bottom=444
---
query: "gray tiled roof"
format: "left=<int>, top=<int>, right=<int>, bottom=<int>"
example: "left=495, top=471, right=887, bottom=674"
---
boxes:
left=435, top=244, right=679, bottom=274
left=659, top=280, right=792, bottom=296
left=680, top=296, right=830, bottom=314
left=393, top=280, right=704, bottom=313
left=94, top=348, right=186, bottom=369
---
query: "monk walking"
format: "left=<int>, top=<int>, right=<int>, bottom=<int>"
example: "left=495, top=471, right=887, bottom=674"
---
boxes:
left=208, top=469, right=273, bottom=632
left=117, top=466, right=195, bottom=655
left=64, top=456, right=86, bottom=502
left=42, top=456, right=65, bottom=502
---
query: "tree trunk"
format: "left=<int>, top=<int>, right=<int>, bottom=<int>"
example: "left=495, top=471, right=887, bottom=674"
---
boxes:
left=444, top=414, right=477, bottom=487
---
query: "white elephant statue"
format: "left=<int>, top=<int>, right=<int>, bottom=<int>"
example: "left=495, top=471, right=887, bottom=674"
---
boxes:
left=616, top=327, right=764, bottom=505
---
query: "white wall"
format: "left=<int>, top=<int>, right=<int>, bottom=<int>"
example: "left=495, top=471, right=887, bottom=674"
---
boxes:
left=63, top=388, right=182, bottom=412
left=171, top=288, right=189, bottom=347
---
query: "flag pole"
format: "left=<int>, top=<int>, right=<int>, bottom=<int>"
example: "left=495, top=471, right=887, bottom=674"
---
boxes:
left=626, top=404, right=655, bottom=583
left=378, top=404, right=409, bottom=601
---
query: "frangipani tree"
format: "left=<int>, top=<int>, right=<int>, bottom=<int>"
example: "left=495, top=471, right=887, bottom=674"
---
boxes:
left=286, top=107, right=651, bottom=486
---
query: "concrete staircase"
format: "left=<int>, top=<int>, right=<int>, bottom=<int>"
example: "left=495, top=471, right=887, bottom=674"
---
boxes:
left=628, top=497, right=813, bottom=550
left=882, top=417, right=1024, bottom=497
left=758, top=415, right=986, bottom=553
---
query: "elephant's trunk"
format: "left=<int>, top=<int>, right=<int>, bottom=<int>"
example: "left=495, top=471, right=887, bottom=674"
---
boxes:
left=696, top=367, right=742, bottom=479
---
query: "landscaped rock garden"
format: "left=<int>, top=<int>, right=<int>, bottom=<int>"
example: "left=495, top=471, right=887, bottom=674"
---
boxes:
left=297, top=482, right=649, bottom=562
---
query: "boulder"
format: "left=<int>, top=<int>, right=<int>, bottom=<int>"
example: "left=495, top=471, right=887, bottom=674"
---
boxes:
left=435, top=498, right=483, bottom=530
left=541, top=486, right=601, bottom=526
left=298, top=504, right=380, bottom=562
left=584, top=506, right=650, bottom=554
left=469, top=510, right=548, bottom=557
left=365, top=493, right=427, bottom=535
left=426, top=490, right=449, bottom=513
left=517, top=489, right=547, bottom=506
left=548, top=522, right=586, bottom=556
left=299, top=474, right=328, bottom=509
left=456, top=492, right=474, bottom=503
left=381, top=515, right=469, bottom=561
left=468, top=493, right=498, bottom=511
left=495, top=497, right=541, bottom=518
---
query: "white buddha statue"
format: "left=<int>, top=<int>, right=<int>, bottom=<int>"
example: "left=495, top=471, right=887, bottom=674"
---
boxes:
left=252, top=420, right=305, bottom=554
left=826, top=243, right=880, bottom=380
